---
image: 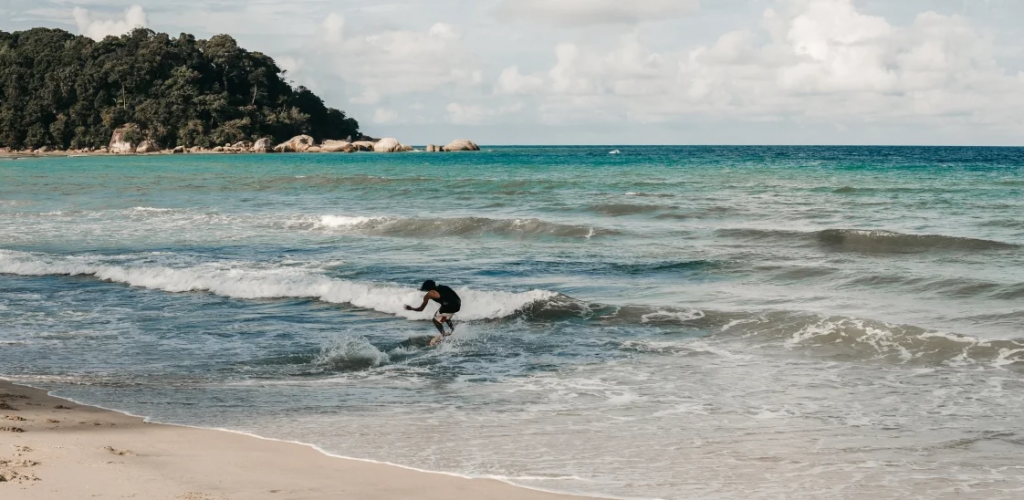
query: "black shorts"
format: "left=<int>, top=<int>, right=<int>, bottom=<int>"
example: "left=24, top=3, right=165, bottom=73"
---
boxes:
left=438, top=302, right=461, bottom=315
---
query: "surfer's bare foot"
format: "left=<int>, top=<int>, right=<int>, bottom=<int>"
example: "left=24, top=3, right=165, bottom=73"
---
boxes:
left=429, top=335, right=443, bottom=346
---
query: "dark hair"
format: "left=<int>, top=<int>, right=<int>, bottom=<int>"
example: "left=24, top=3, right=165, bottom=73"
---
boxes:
left=420, top=280, right=437, bottom=291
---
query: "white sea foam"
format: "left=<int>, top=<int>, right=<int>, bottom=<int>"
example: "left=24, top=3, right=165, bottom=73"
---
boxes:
left=130, top=207, right=174, bottom=213
left=0, top=250, right=554, bottom=321
left=317, top=215, right=388, bottom=228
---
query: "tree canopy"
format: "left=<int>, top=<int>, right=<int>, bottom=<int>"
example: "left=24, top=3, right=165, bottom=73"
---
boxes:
left=0, top=27, right=360, bottom=150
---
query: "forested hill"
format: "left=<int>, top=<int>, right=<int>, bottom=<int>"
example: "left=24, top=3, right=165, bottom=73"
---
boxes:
left=0, top=28, right=360, bottom=150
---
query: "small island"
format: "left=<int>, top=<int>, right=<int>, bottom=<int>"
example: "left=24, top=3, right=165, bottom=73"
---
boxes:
left=0, top=28, right=478, bottom=156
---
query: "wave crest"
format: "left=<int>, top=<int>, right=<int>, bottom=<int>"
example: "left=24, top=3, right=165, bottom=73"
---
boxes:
left=717, top=228, right=1018, bottom=253
left=0, top=250, right=556, bottom=321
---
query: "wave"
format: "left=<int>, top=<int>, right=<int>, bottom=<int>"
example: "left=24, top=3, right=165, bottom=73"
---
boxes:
left=313, top=337, right=391, bottom=372
left=717, top=228, right=1019, bottom=253
left=310, top=215, right=613, bottom=239
left=0, top=250, right=556, bottom=321
left=586, top=203, right=675, bottom=217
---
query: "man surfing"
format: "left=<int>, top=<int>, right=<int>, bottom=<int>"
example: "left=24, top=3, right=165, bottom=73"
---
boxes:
left=405, top=280, right=462, bottom=346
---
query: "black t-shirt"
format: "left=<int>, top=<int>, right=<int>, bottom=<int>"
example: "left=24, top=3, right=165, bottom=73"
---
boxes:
left=432, top=285, right=461, bottom=308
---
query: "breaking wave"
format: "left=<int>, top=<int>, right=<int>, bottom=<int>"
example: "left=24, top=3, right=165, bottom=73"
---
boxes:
left=310, top=215, right=613, bottom=239
left=0, top=250, right=556, bottom=321
left=717, top=228, right=1019, bottom=253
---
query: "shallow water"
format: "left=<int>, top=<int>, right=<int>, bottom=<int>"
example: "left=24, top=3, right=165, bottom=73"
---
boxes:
left=1, top=146, right=1023, bottom=499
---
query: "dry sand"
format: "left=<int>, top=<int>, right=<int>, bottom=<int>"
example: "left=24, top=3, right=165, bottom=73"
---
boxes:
left=0, top=380, right=593, bottom=500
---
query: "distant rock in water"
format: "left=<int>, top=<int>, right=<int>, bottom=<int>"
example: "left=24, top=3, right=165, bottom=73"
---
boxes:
left=351, top=141, right=375, bottom=152
left=136, top=140, right=160, bottom=154
left=443, top=139, right=480, bottom=152
left=321, top=140, right=353, bottom=153
left=274, top=135, right=315, bottom=153
left=373, top=138, right=408, bottom=153
left=252, top=138, right=273, bottom=153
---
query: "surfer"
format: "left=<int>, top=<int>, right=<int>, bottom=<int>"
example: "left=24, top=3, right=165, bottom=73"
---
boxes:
left=405, top=280, right=462, bottom=346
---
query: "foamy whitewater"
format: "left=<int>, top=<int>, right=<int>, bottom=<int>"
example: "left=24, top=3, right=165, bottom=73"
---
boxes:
left=1, top=147, right=1023, bottom=499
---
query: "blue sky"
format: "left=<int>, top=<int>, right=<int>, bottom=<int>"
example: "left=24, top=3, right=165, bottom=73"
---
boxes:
left=2, top=0, right=1024, bottom=145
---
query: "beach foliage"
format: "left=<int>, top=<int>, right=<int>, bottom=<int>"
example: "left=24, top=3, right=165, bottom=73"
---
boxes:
left=0, top=28, right=360, bottom=150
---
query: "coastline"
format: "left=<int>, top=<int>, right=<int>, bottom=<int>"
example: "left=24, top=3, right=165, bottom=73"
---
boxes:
left=0, top=379, right=596, bottom=500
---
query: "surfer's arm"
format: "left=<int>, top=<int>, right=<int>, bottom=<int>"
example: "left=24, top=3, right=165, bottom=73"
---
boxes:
left=405, top=291, right=438, bottom=312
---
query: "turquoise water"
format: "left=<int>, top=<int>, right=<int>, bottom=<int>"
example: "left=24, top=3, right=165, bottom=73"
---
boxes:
left=1, top=147, right=1023, bottom=499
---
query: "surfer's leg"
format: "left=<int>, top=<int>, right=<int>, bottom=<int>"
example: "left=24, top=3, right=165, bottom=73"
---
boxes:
left=432, top=318, right=446, bottom=335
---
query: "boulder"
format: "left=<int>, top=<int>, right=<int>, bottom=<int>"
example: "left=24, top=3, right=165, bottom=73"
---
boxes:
left=213, top=146, right=225, bottom=152
left=252, top=138, right=273, bottom=153
left=351, top=140, right=376, bottom=152
left=34, top=146, right=51, bottom=154
left=99, top=146, right=109, bottom=153
left=172, top=146, right=186, bottom=154
left=307, top=146, right=322, bottom=153
left=275, top=135, right=315, bottom=153
left=321, top=140, right=352, bottom=153
left=442, top=139, right=480, bottom=152
left=109, top=124, right=141, bottom=154
left=373, top=137, right=408, bottom=153
left=136, top=140, right=160, bottom=154
left=188, top=146, right=203, bottom=153
left=426, top=144, right=437, bottom=152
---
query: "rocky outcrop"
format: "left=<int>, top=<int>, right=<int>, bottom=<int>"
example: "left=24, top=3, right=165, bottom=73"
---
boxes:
left=442, top=139, right=480, bottom=152
left=426, top=145, right=438, bottom=152
left=188, top=146, right=203, bottom=154
left=273, top=135, right=315, bottom=153
left=252, top=138, right=273, bottom=153
left=373, top=138, right=410, bottom=153
left=136, top=140, right=160, bottom=154
left=109, top=124, right=141, bottom=154
left=34, top=146, right=51, bottom=154
left=231, top=141, right=252, bottom=150
left=307, top=146, right=322, bottom=153
left=172, top=146, right=185, bottom=154
left=351, top=141, right=376, bottom=152
left=321, top=140, right=351, bottom=153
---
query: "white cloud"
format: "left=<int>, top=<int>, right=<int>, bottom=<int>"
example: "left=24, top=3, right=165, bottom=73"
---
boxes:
left=496, top=0, right=700, bottom=26
left=495, top=66, right=545, bottom=95
left=322, top=12, right=344, bottom=43
left=309, top=14, right=482, bottom=100
left=73, top=5, right=147, bottom=40
left=447, top=102, right=523, bottom=125
left=373, top=108, right=398, bottom=124
left=513, top=0, right=1024, bottom=135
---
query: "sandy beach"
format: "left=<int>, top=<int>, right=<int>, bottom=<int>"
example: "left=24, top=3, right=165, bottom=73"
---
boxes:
left=0, top=380, right=591, bottom=500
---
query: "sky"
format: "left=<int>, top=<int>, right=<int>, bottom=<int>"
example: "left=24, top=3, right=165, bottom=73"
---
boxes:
left=2, top=0, right=1024, bottom=145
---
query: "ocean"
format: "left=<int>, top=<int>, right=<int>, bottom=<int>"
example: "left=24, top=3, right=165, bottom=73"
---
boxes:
left=1, top=146, right=1023, bottom=499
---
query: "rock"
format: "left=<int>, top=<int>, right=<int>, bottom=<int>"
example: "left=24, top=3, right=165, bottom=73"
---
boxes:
left=373, top=138, right=409, bottom=153
left=442, top=139, right=480, bottom=152
left=351, top=141, right=376, bottom=152
left=252, top=138, right=273, bottom=153
left=307, top=146, right=322, bottom=153
left=135, top=140, right=160, bottom=154
left=426, top=144, right=437, bottom=152
left=189, top=146, right=203, bottom=154
left=98, top=146, right=109, bottom=153
left=321, top=140, right=352, bottom=153
left=34, top=146, right=51, bottom=154
left=212, top=146, right=225, bottom=152
left=109, top=124, right=142, bottom=154
left=0, top=147, right=10, bottom=154
left=275, top=135, right=315, bottom=153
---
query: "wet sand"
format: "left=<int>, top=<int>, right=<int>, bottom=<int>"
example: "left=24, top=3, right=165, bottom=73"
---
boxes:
left=0, top=380, right=592, bottom=500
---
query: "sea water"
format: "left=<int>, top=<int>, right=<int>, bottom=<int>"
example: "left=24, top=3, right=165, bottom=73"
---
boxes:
left=1, top=146, right=1023, bottom=499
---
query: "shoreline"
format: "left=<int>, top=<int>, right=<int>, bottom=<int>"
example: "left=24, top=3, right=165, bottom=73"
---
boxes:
left=0, top=378, right=599, bottom=500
